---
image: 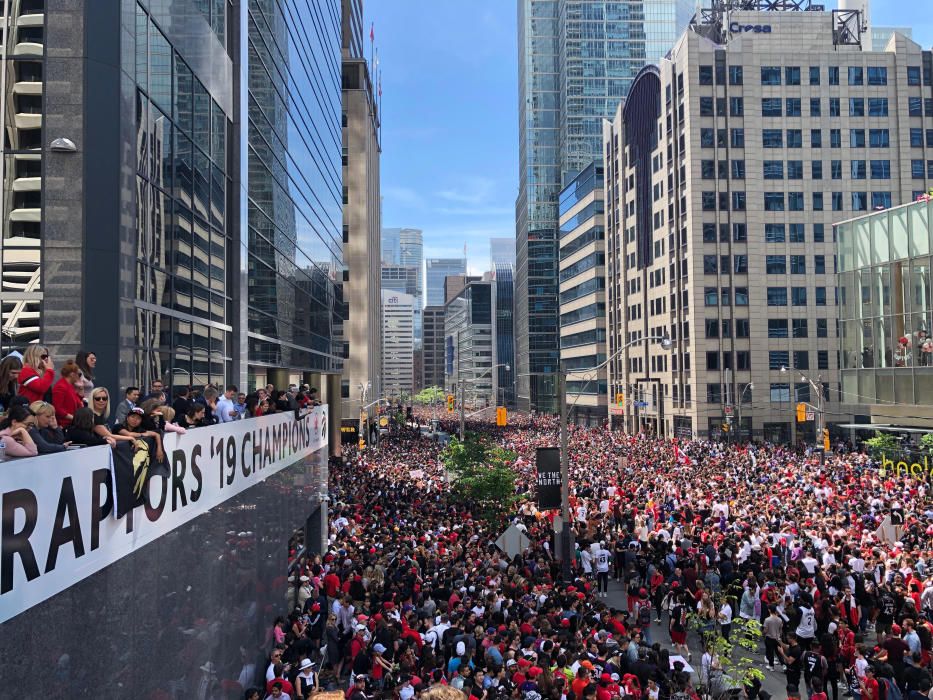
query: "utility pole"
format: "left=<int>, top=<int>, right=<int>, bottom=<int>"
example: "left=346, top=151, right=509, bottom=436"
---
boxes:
left=459, top=379, right=465, bottom=442
left=557, top=364, right=573, bottom=580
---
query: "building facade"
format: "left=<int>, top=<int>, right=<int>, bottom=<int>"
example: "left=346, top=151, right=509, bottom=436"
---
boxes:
left=515, top=0, right=692, bottom=414
left=17, top=0, right=346, bottom=406
left=445, top=279, right=496, bottom=408
left=837, top=199, right=933, bottom=428
left=381, top=264, right=419, bottom=298
left=490, top=237, right=516, bottom=269
left=493, top=263, right=516, bottom=407
left=604, top=6, right=931, bottom=441
left=423, top=305, right=446, bottom=389
left=381, top=227, right=423, bottom=348
left=382, top=289, right=414, bottom=397
left=558, top=162, right=607, bottom=424
left=425, top=257, right=466, bottom=306
left=341, top=0, right=382, bottom=420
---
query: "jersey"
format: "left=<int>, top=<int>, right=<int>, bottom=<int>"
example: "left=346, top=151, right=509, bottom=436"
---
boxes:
left=596, top=548, right=611, bottom=573
left=796, top=605, right=816, bottom=639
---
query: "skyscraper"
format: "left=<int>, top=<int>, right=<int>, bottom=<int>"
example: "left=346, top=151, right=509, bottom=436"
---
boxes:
left=515, top=0, right=692, bottom=412
left=489, top=237, right=517, bottom=269
left=382, top=227, right=424, bottom=364
left=425, top=257, right=467, bottom=306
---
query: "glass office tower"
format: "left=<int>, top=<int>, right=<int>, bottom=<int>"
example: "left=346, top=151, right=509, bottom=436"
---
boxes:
left=515, top=0, right=692, bottom=412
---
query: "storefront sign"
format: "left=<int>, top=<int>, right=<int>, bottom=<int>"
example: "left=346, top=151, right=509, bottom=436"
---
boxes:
left=0, top=407, right=328, bottom=624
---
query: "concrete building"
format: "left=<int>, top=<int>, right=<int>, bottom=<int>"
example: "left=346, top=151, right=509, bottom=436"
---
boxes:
left=423, top=305, right=446, bottom=389
left=603, top=2, right=931, bottom=442
left=382, top=290, right=415, bottom=397
left=490, top=237, right=516, bottom=269
left=382, top=227, right=423, bottom=349
left=342, top=0, right=382, bottom=419
left=493, top=263, right=516, bottom=407
left=515, top=0, right=693, bottom=414
left=558, top=163, right=607, bottom=424
left=445, top=279, right=495, bottom=408
left=426, top=257, right=466, bottom=306
left=443, top=273, right=481, bottom=306
left=837, top=199, right=933, bottom=429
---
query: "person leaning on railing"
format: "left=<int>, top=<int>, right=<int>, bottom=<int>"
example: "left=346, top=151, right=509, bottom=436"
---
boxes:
left=86, top=389, right=135, bottom=447
left=27, top=401, right=68, bottom=454
left=0, top=404, right=38, bottom=458
left=66, top=407, right=115, bottom=447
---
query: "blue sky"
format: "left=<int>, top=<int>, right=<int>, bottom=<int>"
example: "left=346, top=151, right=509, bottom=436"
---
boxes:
left=366, top=1, right=931, bottom=274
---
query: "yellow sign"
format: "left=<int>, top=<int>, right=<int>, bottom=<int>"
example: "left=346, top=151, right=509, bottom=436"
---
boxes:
left=823, top=429, right=830, bottom=452
left=496, top=407, right=507, bottom=426
left=358, top=438, right=365, bottom=450
left=796, top=403, right=807, bottom=423
left=379, top=416, right=388, bottom=427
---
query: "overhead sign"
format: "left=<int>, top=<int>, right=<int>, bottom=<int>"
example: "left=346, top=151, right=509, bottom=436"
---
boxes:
left=536, top=447, right=562, bottom=510
left=0, top=407, right=328, bottom=624
left=495, top=524, right=530, bottom=559
left=730, top=22, right=772, bottom=34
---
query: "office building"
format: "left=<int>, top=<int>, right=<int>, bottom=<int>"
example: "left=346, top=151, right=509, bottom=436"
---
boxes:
left=445, top=279, right=495, bottom=408
left=342, top=0, right=382, bottom=417
left=558, top=163, right=606, bottom=424
left=382, top=264, right=419, bottom=298
left=382, top=290, right=415, bottom=397
left=490, top=237, right=516, bottom=269
left=0, top=1, right=343, bottom=693
left=382, top=226, right=424, bottom=351
left=493, top=263, right=516, bottom=406
left=426, top=257, right=466, bottom=306
left=603, top=3, right=932, bottom=442
left=423, top=305, right=446, bottom=389
left=444, top=274, right=481, bottom=305
left=837, top=199, right=933, bottom=428
left=515, top=0, right=693, bottom=413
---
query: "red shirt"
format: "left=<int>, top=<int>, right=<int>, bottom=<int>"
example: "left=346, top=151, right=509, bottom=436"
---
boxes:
left=52, top=377, right=84, bottom=428
left=18, top=366, right=53, bottom=404
left=266, top=678, right=295, bottom=697
left=323, top=572, right=340, bottom=597
left=861, top=677, right=880, bottom=700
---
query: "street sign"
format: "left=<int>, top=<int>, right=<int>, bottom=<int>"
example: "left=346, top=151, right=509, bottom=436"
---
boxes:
left=379, top=416, right=388, bottom=427
left=495, top=524, right=530, bottom=559
left=806, top=411, right=815, bottom=422
left=724, top=405, right=733, bottom=416
left=634, top=401, right=648, bottom=408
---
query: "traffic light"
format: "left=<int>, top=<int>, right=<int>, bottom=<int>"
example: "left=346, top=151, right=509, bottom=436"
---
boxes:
left=446, top=394, right=455, bottom=412
left=496, top=407, right=507, bottom=426
left=615, top=392, right=624, bottom=406
left=358, top=438, right=365, bottom=451
left=796, top=402, right=807, bottom=422
left=823, top=429, right=831, bottom=451
left=722, top=423, right=730, bottom=433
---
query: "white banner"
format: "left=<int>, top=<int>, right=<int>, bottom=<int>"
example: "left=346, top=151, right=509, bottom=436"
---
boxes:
left=0, top=406, right=328, bottom=624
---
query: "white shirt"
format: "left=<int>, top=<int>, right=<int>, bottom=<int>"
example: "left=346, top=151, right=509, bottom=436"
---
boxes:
left=580, top=548, right=593, bottom=573
left=216, top=394, right=238, bottom=422
left=596, top=548, right=611, bottom=573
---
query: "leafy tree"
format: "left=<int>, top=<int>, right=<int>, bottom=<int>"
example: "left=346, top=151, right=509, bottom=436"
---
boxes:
left=441, top=437, right=519, bottom=527
left=920, top=433, right=933, bottom=452
left=414, top=386, right=444, bottom=404
left=865, top=431, right=899, bottom=459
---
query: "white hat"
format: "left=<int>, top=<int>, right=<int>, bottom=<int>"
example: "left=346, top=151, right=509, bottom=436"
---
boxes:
left=299, top=658, right=314, bottom=671
left=200, top=661, right=216, bottom=673
left=456, top=641, right=466, bottom=656
left=300, top=575, right=310, bottom=582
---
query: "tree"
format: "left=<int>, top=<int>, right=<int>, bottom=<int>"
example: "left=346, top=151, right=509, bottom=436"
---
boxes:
left=865, top=431, right=899, bottom=459
left=920, top=433, right=933, bottom=452
left=414, top=386, right=444, bottom=405
left=441, top=437, right=520, bottom=527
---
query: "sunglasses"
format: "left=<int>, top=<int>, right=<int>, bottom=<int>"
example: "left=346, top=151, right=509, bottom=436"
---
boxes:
left=40, top=354, right=49, bottom=360
left=94, top=396, right=108, bottom=401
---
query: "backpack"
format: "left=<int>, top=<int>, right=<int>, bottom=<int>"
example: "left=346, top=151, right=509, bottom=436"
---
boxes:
left=638, top=602, right=652, bottom=627
left=881, top=677, right=903, bottom=700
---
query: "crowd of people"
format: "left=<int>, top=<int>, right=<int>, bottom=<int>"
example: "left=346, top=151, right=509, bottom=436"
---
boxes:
left=253, top=411, right=933, bottom=700
left=0, top=344, right=322, bottom=458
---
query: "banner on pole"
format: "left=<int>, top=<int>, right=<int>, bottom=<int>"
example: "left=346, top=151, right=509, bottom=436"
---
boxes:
left=536, top=447, right=562, bottom=510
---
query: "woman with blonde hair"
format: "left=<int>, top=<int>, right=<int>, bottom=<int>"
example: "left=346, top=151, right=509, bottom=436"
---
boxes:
left=18, top=345, right=54, bottom=404
left=27, top=401, right=67, bottom=454
left=88, top=387, right=134, bottom=445
left=159, top=405, right=187, bottom=435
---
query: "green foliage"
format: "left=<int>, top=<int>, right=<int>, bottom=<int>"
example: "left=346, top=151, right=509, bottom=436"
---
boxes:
left=920, top=433, right=933, bottom=452
left=691, top=602, right=765, bottom=693
left=414, top=386, right=444, bottom=404
left=865, top=431, right=900, bottom=458
left=441, top=437, right=519, bottom=527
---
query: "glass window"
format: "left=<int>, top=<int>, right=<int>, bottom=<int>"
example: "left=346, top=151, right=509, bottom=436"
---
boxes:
left=828, top=66, right=839, bottom=85
left=734, top=255, right=747, bottom=274
left=729, top=65, right=743, bottom=85
left=730, top=97, right=744, bottom=117
left=705, top=319, right=719, bottom=338
left=850, top=129, right=865, bottom=148
left=792, top=287, right=808, bottom=306
left=702, top=192, right=716, bottom=210
left=794, top=350, right=810, bottom=370
left=763, top=160, right=783, bottom=179
left=818, top=350, right=829, bottom=370
left=764, top=192, right=785, bottom=211
left=699, top=65, right=713, bottom=85
left=848, top=66, right=864, bottom=85
left=766, top=255, right=786, bottom=274
left=868, top=98, right=888, bottom=117
left=734, top=287, right=748, bottom=305
left=851, top=160, right=866, bottom=179
left=732, top=192, right=746, bottom=211
left=763, top=129, right=782, bottom=148
left=849, top=98, right=865, bottom=117
left=787, top=161, right=803, bottom=179
left=762, top=98, right=782, bottom=117
left=767, top=287, right=787, bottom=306
left=731, top=128, right=744, bottom=148
left=908, top=66, right=922, bottom=86
left=789, top=224, right=805, bottom=242
left=912, top=159, right=926, bottom=179
left=909, top=97, right=922, bottom=117
left=852, top=192, right=868, bottom=211
left=731, top=160, right=745, bottom=179
left=761, top=66, right=782, bottom=85
left=706, top=352, right=719, bottom=371
left=830, top=129, right=841, bottom=148
left=736, top=319, right=750, bottom=337
left=872, top=192, right=892, bottom=209
left=765, top=224, right=785, bottom=243
left=769, top=351, right=789, bottom=369
left=869, top=129, right=889, bottom=148
left=721, top=287, right=731, bottom=306
left=700, top=128, right=714, bottom=147
left=813, top=192, right=824, bottom=211
left=702, top=222, right=716, bottom=242
left=700, top=96, right=714, bottom=116
left=704, top=287, right=718, bottom=306
left=815, top=287, right=827, bottom=305
left=870, top=160, right=890, bottom=179
left=867, top=66, right=887, bottom=85
left=814, top=255, right=826, bottom=274
left=911, top=128, right=923, bottom=147
left=701, top=160, right=715, bottom=179
left=703, top=255, right=718, bottom=274
left=817, top=318, right=828, bottom=337
left=788, top=192, right=804, bottom=211
left=770, top=383, right=791, bottom=403
left=814, top=224, right=825, bottom=242
left=811, top=160, right=823, bottom=179
left=793, top=319, right=808, bottom=338
left=811, top=129, right=822, bottom=148
left=787, top=130, right=802, bottom=148
left=786, top=98, right=801, bottom=117
left=733, top=223, right=747, bottom=242
left=810, top=98, right=821, bottom=117
left=786, top=66, right=801, bottom=85
left=809, top=66, right=820, bottom=85
left=829, top=98, right=840, bottom=117
left=790, top=255, right=806, bottom=274
left=832, top=192, right=843, bottom=211
left=832, top=160, right=842, bottom=179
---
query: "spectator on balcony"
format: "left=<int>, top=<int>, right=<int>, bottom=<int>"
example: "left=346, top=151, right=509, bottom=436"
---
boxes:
left=27, top=401, right=67, bottom=454
left=159, top=406, right=187, bottom=435
left=66, top=407, right=115, bottom=447
left=0, top=354, right=22, bottom=411
left=171, top=385, right=192, bottom=419
left=216, top=384, right=240, bottom=423
left=142, top=379, right=167, bottom=404
left=114, top=407, right=165, bottom=463
left=52, top=361, right=85, bottom=429
left=74, top=350, right=96, bottom=401
left=139, top=398, right=166, bottom=434
left=88, top=388, right=133, bottom=446
left=197, top=386, right=219, bottom=425
left=181, top=403, right=206, bottom=429
left=112, top=386, right=140, bottom=427
left=18, top=345, right=54, bottom=404
left=0, top=404, right=38, bottom=457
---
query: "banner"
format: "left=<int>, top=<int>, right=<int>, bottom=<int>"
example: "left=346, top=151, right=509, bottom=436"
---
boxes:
left=0, top=406, right=328, bottom=624
left=536, top=447, right=562, bottom=510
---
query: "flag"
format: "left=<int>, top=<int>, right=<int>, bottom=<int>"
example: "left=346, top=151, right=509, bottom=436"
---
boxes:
left=673, top=443, right=692, bottom=467
left=370, top=23, right=374, bottom=43
left=111, top=436, right=168, bottom=518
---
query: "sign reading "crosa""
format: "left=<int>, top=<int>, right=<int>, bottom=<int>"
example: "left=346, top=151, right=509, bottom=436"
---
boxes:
left=730, top=22, right=772, bottom=34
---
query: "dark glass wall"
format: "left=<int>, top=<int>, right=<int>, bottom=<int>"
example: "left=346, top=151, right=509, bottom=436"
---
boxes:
left=0, top=446, right=328, bottom=698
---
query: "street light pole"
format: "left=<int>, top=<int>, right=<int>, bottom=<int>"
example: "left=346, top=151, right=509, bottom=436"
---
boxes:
left=782, top=367, right=825, bottom=462
left=558, top=362, right=572, bottom=580
left=735, top=382, right=754, bottom=444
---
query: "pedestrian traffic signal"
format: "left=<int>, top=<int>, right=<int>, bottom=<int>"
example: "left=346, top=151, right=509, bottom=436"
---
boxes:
left=796, top=402, right=807, bottom=422
left=615, top=392, right=624, bottom=406
left=496, top=407, right=507, bottom=426
left=446, top=394, right=455, bottom=412
left=823, top=429, right=830, bottom=452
